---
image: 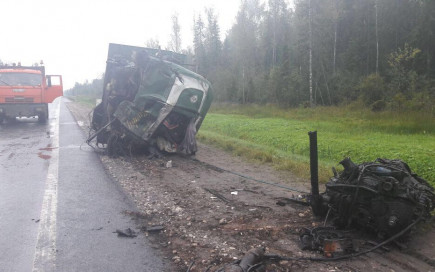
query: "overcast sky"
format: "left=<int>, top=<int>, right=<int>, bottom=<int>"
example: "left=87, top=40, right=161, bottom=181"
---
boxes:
left=1, top=0, right=242, bottom=89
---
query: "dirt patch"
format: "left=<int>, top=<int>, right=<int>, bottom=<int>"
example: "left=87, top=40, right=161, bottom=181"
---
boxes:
left=65, top=99, right=435, bottom=272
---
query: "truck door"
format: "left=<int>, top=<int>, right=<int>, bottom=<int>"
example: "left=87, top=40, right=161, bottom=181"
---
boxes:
left=44, top=75, right=63, bottom=103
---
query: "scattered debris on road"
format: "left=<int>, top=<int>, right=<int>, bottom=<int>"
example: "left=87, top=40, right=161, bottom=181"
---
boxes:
left=143, top=225, right=165, bottom=233
left=115, top=228, right=137, bottom=238
left=66, top=102, right=435, bottom=272
left=213, top=247, right=266, bottom=272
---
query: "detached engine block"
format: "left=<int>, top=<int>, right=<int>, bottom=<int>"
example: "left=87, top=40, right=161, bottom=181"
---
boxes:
left=316, top=158, right=435, bottom=237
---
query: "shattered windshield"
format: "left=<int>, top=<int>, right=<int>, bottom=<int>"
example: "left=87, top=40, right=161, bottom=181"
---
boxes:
left=0, top=72, right=42, bottom=86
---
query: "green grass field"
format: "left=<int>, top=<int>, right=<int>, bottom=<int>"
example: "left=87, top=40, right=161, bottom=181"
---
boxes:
left=198, top=105, right=434, bottom=185
left=67, top=95, right=99, bottom=108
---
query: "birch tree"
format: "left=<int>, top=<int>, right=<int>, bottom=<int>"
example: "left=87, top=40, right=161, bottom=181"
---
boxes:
left=375, top=0, right=379, bottom=75
left=169, top=13, right=181, bottom=53
left=308, top=0, right=313, bottom=107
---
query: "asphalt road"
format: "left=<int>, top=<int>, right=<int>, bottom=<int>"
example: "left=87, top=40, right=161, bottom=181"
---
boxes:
left=0, top=98, right=167, bottom=272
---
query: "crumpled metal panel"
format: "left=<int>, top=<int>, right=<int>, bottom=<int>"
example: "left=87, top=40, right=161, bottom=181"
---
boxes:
left=90, top=43, right=213, bottom=155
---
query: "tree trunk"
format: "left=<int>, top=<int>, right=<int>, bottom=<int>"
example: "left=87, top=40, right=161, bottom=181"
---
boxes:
left=321, top=61, right=332, bottom=105
left=309, top=0, right=314, bottom=107
left=366, top=3, right=370, bottom=75
left=242, top=65, right=246, bottom=104
left=333, top=23, right=337, bottom=75
left=273, top=9, right=277, bottom=67
left=375, top=0, right=379, bottom=75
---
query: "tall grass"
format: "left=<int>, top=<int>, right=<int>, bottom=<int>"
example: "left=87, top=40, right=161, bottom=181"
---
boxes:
left=67, top=95, right=98, bottom=109
left=199, top=104, right=434, bottom=185
left=210, top=104, right=434, bottom=134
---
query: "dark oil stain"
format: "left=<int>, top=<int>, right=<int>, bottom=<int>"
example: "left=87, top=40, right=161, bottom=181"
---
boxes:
left=22, top=137, right=30, bottom=139
left=38, top=152, right=51, bottom=160
left=39, top=144, right=57, bottom=152
left=8, top=153, right=15, bottom=159
left=39, top=147, right=57, bottom=151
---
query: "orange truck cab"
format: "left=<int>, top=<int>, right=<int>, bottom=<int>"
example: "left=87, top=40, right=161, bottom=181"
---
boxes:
left=0, top=64, right=63, bottom=123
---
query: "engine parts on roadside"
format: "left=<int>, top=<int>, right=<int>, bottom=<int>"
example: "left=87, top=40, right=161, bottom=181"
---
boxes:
left=305, top=131, right=435, bottom=258
left=299, top=227, right=355, bottom=258
left=312, top=157, right=434, bottom=237
left=212, top=248, right=266, bottom=272
left=209, top=213, right=425, bottom=271
left=189, top=132, right=433, bottom=271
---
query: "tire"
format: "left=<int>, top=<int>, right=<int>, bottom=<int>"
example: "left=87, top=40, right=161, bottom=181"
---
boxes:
left=38, top=112, right=47, bottom=124
left=107, top=133, right=119, bottom=157
left=6, top=116, right=16, bottom=123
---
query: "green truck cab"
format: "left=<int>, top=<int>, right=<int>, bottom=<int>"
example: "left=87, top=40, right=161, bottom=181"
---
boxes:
left=89, top=43, right=213, bottom=155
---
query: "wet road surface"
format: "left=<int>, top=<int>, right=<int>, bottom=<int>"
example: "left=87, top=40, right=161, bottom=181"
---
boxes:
left=0, top=98, right=167, bottom=271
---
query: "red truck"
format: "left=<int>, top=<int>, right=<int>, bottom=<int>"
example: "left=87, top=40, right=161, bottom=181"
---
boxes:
left=0, top=64, right=63, bottom=123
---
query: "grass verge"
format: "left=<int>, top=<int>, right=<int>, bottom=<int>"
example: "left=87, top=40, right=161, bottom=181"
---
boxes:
left=198, top=105, right=434, bottom=185
left=66, top=95, right=98, bottom=109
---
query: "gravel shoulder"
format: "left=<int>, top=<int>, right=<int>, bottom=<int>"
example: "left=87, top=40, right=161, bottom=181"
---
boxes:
left=65, top=98, right=435, bottom=272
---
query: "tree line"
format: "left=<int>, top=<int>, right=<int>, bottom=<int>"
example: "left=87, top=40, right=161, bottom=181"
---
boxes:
left=67, top=78, right=103, bottom=98
left=70, top=0, right=435, bottom=112
left=191, top=0, right=434, bottom=112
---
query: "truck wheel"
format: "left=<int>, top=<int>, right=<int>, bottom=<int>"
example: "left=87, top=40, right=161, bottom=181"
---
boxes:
left=38, top=113, right=47, bottom=123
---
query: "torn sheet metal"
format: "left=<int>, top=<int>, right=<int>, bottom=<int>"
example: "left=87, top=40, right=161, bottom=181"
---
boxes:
left=89, top=43, right=213, bottom=155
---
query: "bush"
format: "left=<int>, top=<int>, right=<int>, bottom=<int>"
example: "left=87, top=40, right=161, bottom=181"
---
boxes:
left=358, top=74, right=385, bottom=106
left=391, top=93, right=407, bottom=112
left=371, top=100, right=386, bottom=112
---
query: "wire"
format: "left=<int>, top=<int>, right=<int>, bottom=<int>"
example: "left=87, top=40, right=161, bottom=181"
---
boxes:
left=203, top=265, right=213, bottom=272
left=186, top=260, right=195, bottom=272
left=191, top=158, right=309, bottom=194
left=323, top=205, right=332, bottom=227
left=247, top=263, right=263, bottom=272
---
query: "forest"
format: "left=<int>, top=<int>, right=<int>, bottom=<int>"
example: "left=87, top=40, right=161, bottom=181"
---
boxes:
left=69, top=0, right=435, bottom=113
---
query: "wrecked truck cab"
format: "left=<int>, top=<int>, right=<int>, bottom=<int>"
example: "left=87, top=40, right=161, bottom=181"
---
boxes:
left=90, top=43, right=213, bottom=155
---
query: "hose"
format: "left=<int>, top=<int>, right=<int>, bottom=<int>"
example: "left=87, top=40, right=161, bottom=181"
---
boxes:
left=265, top=213, right=424, bottom=262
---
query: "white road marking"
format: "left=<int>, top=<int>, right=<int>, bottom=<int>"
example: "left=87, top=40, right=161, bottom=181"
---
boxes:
left=32, top=102, right=60, bottom=272
left=60, top=121, right=85, bottom=127
left=61, top=144, right=91, bottom=149
left=59, top=122, right=76, bottom=125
